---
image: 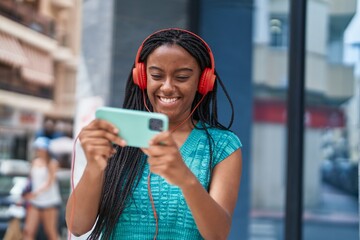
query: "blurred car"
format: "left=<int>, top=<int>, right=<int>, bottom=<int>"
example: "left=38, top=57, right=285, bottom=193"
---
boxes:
left=321, top=158, right=358, bottom=196
left=0, top=159, right=70, bottom=239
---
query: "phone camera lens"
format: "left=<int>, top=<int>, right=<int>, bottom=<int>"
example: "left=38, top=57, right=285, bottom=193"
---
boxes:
left=149, top=118, right=163, bottom=131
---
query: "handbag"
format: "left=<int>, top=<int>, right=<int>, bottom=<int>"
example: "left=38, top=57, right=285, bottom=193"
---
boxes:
left=3, top=218, right=23, bottom=240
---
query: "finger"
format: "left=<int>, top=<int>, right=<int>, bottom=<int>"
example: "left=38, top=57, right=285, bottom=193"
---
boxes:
left=83, top=145, right=115, bottom=159
left=80, top=137, right=113, bottom=146
left=88, top=139, right=118, bottom=155
left=80, top=136, right=119, bottom=152
left=149, top=131, right=174, bottom=146
left=81, top=129, right=125, bottom=147
left=141, top=148, right=149, bottom=155
left=87, top=119, right=119, bottom=134
left=147, top=158, right=165, bottom=167
left=147, top=159, right=175, bottom=168
left=145, top=145, right=176, bottom=157
left=147, top=154, right=177, bottom=166
left=149, top=164, right=172, bottom=175
left=94, top=154, right=112, bottom=162
left=82, top=119, right=126, bottom=146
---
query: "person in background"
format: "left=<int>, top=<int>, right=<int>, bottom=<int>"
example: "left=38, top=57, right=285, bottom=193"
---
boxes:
left=23, top=137, right=61, bottom=240
left=66, top=28, right=242, bottom=239
left=35, top=119, right=64, bottom=140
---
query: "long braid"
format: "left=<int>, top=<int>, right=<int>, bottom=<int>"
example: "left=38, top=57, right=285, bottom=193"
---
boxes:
left=89, top=29, right=235, bottom=239
left=89, top=79, right=147, bottom=239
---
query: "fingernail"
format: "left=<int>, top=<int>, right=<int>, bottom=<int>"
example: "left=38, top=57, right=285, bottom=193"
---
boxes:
left=113, top=128, right=118, bottom=134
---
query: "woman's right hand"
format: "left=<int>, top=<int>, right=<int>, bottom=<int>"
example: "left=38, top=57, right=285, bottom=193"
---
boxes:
left=22, top=192, right=36, bottom=201
left=78, top=119, right=125, bottom=170
left=67, top=119, right=124, bottom=235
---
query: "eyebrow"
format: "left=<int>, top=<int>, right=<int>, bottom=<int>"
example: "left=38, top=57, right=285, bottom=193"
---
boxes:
left=148, top=66, right=194, bottom=73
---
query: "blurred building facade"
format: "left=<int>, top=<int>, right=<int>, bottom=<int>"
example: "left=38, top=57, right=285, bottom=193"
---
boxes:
left=251, top=0, right=356, bottom=209
left=0, top=0, right=81, bottom=160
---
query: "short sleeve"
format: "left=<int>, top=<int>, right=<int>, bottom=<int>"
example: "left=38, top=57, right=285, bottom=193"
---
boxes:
left=213, top=131, right=242, bottom=167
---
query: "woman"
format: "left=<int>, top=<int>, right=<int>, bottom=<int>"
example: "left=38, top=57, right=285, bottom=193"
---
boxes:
left=23, top=136, right=61, bottom=240
left=66, top=28, right=242, bottom=239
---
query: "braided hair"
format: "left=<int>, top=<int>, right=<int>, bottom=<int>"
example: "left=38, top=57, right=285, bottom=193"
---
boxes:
left=88, top=29, right=234, bottom=239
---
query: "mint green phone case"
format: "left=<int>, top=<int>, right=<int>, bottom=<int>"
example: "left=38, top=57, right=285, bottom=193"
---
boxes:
left=95, top=107, right=169, bottom=148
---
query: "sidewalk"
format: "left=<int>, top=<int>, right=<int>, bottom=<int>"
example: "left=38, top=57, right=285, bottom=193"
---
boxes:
left=250, top=182, right=358, bottom=240
left=252, top=183, right=358, bottom=224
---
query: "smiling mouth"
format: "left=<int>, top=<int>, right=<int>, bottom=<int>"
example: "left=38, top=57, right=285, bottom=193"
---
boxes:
left=158, top=97, right=180, bottom=104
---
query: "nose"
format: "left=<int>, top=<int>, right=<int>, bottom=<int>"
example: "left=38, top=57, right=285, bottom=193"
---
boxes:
left=160, top=77, right=175, bottom=93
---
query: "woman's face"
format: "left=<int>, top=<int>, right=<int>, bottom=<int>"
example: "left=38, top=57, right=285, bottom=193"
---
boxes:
left=146, top=44, right=201, bottom=124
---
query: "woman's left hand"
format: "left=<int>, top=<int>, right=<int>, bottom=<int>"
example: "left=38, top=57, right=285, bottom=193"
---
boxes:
left=141, top=131, right=194, bottom=187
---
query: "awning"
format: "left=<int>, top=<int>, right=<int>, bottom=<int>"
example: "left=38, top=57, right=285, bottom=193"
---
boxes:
left=0, top=30, right=54, bottom=86
left=21, top=43, right=54, bottom=86
left=0, top=31, right=27, bottom=67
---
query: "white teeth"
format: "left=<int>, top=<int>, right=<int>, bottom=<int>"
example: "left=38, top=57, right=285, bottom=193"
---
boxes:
left=159, top=97, right=178, bottom=103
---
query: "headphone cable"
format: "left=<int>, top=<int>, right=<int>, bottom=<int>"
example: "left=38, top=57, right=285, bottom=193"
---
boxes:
left=68, top=134, right=80, bottom=240
left=142, top=90, right=206, bottom=240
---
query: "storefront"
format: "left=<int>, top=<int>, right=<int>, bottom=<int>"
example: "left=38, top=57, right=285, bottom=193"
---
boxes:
left=0, top=104, right=42, bottom=160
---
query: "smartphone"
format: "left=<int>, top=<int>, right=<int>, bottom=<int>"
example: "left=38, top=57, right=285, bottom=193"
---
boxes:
left=95, top=107, right=169, bottom=148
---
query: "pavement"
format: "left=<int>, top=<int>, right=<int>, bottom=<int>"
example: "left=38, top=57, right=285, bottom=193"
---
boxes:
left=250, top=182, right=359, bottom=240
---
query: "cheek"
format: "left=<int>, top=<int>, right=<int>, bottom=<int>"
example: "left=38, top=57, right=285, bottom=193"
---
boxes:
left=146, top=81, right=157, bottom=93
left=146, top=83, right=158, bottom=104
left=189, top=87, right=198, bottom=98
left=183, top=86, right=199, bottom=107
left=188, top=81, right=199, bottom=96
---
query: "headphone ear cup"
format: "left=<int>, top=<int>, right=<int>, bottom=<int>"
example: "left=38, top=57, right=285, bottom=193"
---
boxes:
left=132, top=66, right=140, bottom=87
left=198, top=68, right=216, bottom=95
left=132, top=63, right=147, bottom=89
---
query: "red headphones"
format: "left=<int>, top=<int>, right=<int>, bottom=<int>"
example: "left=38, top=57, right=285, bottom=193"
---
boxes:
left=132, top=28, right=216, bottom=95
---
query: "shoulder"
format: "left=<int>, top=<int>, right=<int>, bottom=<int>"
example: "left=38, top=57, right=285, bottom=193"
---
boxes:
left=210, top=128, right=241, bottom=146
left=194, top=124, right=242, bottom=166
left=197, top=125, right=242, bottom=150
left=212, top=129, right=241, bottom=167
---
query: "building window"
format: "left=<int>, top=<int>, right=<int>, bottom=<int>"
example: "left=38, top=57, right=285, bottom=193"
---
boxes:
left=270, top=16, right=288, bottom=48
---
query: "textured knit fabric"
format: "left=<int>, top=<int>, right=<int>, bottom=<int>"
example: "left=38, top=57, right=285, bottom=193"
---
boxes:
left=112, top=123, right=242, bottom=239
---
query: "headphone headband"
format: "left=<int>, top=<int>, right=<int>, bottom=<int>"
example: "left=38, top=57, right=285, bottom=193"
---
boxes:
left=132, top=28, right=216, bottom=95
left=134, top=28, right=215, bottom=70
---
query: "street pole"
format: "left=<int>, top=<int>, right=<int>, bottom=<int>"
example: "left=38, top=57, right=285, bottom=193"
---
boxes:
left=285, top=0, right=307, bottom=239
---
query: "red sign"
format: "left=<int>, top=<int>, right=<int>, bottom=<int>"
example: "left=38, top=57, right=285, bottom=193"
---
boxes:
left=253, top=99, right=345, bottom=128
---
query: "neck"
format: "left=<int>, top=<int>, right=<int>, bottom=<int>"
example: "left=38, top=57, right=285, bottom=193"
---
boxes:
left=169, top=119, right=198, bottom=148
left=169, top=119, right=196, bottom=133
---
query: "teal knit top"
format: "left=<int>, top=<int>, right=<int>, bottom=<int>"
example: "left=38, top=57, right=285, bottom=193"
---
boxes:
left=111, top=124, right=242, bottom=239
